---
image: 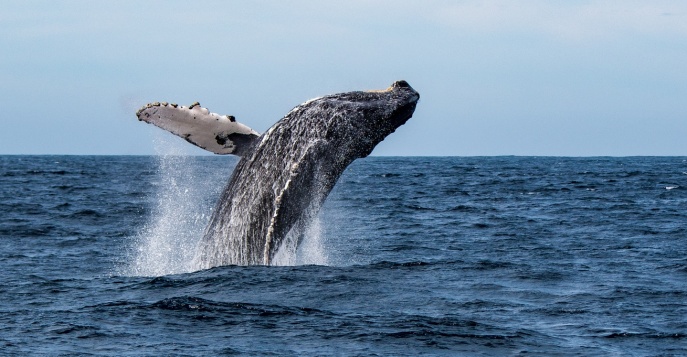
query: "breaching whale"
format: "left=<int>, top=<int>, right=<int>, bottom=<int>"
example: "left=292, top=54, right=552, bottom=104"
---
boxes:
left=136, top=80, right=419, bottom=266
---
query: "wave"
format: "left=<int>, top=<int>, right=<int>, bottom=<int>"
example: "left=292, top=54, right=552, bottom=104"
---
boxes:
left=603, top=331, right=687, bottom=339
left=150, top=296, right=331, bottom=317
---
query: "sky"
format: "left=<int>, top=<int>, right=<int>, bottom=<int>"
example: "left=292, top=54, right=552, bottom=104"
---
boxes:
left=1, top=1, right=686, bottom=156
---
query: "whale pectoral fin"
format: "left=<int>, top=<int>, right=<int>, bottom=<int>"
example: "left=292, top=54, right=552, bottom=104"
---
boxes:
left=136, top=102, right=261, bottom=156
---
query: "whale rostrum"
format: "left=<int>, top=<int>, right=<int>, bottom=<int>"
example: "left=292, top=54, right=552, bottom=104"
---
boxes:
left=136, top=80, right=419, bottom=266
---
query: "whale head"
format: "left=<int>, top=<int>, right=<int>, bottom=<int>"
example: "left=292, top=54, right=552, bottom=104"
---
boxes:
left=367, top=80, right=420, bottom=137
left=305, top=80, right=420, bottom=160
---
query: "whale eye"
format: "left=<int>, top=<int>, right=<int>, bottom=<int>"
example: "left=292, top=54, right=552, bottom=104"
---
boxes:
left=394, top=80, right=410, bottom=88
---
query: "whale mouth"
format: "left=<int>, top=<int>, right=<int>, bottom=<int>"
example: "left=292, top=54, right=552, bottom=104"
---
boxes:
left=389, top=99, right=418, bottom=129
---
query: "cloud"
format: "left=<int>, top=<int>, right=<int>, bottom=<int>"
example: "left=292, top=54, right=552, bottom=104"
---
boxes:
left=429, top=1, right=687, bottom=42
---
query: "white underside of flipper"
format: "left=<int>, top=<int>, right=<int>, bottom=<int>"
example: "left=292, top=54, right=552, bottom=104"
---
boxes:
left=136, top=102, right=260, bottom=156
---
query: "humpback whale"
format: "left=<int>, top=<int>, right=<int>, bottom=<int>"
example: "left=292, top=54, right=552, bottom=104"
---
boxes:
left=137, top=80, right=419, bottom=266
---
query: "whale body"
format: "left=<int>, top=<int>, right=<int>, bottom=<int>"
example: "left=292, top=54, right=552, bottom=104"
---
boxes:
left=137, top=80, right=419, bottom=266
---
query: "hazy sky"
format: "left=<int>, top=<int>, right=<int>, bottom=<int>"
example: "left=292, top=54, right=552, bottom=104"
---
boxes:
left=1, top=1, right=686, bottom=156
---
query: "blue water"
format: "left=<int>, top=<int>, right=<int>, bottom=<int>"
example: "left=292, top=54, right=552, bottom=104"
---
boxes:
left=1, top=155, right=686, bottom=356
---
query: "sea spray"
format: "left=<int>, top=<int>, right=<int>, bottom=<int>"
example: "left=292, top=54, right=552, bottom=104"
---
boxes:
left=125, top=135, right=215, bottom=276
left=295, top=216, right=329, bottom=265
left=272, top=215, right=329, bottom=266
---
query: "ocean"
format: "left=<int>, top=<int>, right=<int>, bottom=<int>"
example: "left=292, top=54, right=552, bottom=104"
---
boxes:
left=1, top=155, right=685, bottom=356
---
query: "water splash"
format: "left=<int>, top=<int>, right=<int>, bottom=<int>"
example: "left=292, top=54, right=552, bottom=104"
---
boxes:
left=272, top=216, right=329, bottom=266
left=124, top=135, right=214, bottom=276
left=123, top=134, right=330, bottom=276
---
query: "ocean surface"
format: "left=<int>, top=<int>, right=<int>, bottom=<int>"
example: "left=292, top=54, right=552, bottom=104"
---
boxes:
left=1, top=155, right=686, bottom=356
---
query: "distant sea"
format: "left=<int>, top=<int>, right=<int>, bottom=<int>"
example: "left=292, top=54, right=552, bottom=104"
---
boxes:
left=1, top=155, right=685, bottom=356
